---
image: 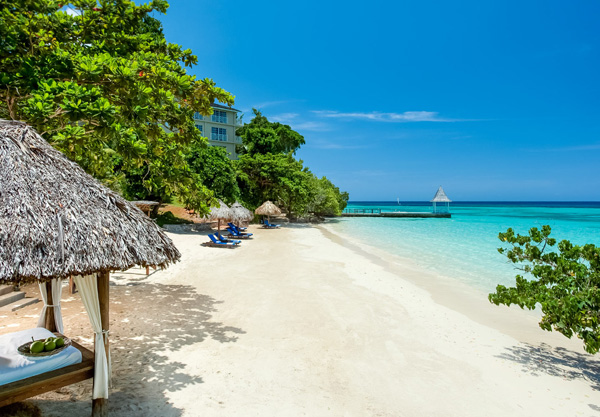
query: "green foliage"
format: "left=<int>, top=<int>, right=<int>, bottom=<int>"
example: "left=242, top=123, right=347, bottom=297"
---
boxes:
left=489, top=225, right=600, bottom=354
left=236, top=152, right=312, bottom=216
left=0, top=0, right=234, bottom=214
left=236, top=109, right=305, bottom=155
left=235, top=110, right=348, bottom=219
left=307, top=176, right=349, bottom=217
left=186, top=143, right=239, bottom=204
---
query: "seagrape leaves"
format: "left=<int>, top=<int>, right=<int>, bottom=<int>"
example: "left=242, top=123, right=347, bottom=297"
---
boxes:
left=1, top=0, right=233, bottom=214
left=490, top=225, right=600, bottom=354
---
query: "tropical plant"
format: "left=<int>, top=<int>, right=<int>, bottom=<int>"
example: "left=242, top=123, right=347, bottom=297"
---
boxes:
left=236, top=152, right=312, bottom=217
left=489, top=225, right=600, bottom=354
left=186, top=143, right=239, bottom=204
left=235, top=108, right=305, bottom=155
left=235, top=110, right=348, bottom=219
left=0, top=0, right=233, bottom=213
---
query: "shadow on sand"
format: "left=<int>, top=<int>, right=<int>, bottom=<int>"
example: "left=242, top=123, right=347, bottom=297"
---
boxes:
left=28, top=279, right=244, bottom=417
left=497, top=342, right=600, bottom=392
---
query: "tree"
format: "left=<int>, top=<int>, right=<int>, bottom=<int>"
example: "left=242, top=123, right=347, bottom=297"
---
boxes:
left=0, top=0, right=233, bottom=213
left=235, top=110, right=348, bottom=219
left=186, top=144, right=239, bottom=204
left=236, top=152, right=312, bottom=217
left=307, top=176, right=349, bottom=217
left=489, top=225, right=600, bottom=354
left=236, top=108, right=305, bottom=155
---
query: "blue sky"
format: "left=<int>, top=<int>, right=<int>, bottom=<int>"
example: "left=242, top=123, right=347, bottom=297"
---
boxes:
left=158, top=1, right=600, bottom=201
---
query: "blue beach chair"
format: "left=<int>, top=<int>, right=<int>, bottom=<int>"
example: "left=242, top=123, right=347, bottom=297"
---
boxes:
left=216, top=232, right=241, bottom=245
left=226, top=227, right=253, bottom=239
left=202, top=234, right=238, bottom=248
left=262, top=219, right=281, bottom=229
left=228, top=222, right=247, bottom=231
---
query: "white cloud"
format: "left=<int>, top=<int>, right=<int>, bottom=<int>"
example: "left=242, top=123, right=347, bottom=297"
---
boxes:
left=528, top=143, right=600, bottom=152
left=253, top=100, right=298, bottom=109
left=292, top=121, right=332, bottom=132
left=270, top=113, right=299, bottom=123
left=313, top=110, right=459, bottom=122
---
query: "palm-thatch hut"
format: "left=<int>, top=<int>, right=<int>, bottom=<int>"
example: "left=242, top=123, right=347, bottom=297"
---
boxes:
left=430, top=186, right=452, bottom=213
left=0, top=120, right=180, bottom=415
left=230, top=201, right=253, bottom=227
left=207, top=199, right=232, bottom=232
left=255, top=200, right=282, bottom=224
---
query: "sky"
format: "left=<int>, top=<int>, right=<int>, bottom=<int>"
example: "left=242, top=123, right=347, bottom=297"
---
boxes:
left=158, top=0, right=600, bottom=201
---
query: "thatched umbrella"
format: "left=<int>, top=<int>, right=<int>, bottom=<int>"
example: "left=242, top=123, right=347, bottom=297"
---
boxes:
left=230, top=201, right=253, bottom=227
left=0, top=120, right=180, bottom=415
left=207, top=199, right=232, bottom=232
left=255, top=200, right=282, bottom=223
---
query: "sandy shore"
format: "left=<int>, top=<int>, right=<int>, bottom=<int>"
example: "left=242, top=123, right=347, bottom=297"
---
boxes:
left=1, top=223, right=599, bottom=416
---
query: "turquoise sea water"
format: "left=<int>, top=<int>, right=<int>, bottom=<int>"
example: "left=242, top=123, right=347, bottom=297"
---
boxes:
left=328, top=202, right=600, bottom=292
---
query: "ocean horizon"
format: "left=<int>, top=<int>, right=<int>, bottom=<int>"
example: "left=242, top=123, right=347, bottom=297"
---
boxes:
left=330, top=201, right=600, bottom=293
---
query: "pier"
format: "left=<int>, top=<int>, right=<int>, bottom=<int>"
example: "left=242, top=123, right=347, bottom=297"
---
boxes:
left=342, top=209, right=451, bottom=218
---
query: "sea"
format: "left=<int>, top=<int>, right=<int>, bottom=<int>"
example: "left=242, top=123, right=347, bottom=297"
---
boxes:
left=328, top=202, right=600, bottom=293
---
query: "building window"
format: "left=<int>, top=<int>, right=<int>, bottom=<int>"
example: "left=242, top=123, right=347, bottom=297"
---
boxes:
left=193, top=112, right=203, bottom=120
left=195, top=124, right=203, bottom=133
left=211, top=110, right=227, bottom=124
left=211, top=127, right=227, bottom=141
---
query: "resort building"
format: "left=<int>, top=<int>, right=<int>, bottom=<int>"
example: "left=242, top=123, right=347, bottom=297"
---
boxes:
left=193, top=103, right=243, bottom=159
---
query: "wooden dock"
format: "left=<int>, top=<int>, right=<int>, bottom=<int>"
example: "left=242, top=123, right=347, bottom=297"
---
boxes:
left=342, top=209, right=451, bottom=218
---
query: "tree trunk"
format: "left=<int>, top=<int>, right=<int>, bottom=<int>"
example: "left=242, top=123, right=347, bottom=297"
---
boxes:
left=92, top=271, right=110, bottom=417
left=44, top=281, right=57, bottom=332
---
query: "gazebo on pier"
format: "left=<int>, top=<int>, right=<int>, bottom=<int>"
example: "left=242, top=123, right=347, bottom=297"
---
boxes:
left=430, top=186, right=452, bottom=213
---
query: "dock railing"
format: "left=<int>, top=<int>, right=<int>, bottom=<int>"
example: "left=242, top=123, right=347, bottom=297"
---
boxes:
left=342, top=208, right=382, bottom=214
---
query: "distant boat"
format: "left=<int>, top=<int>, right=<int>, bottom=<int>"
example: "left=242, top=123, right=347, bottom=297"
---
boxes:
left=397, top=198, right=401, bottom=206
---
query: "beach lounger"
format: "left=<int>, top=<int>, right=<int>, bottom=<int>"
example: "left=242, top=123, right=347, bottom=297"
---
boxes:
left=262, top=220, right=281, bottom=228
left=228, top=222, right=247, bottom=231
left=201, top=234, right=238, bottom=248
left=226, top=227, right=253, bottom=239
left=227, top=224, right=252, bottom=236
left=216, top=232, right=241, bottom=245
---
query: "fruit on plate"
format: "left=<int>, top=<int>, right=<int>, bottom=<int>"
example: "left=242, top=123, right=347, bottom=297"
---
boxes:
left=30, top=341, right=45, bottom=354
left=44, top=340, right=56, bottom=351
left=54, top=337, right=65, bottom=348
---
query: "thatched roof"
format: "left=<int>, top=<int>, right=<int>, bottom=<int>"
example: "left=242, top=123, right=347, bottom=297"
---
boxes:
left=430, top=186, right=452, bottom=203
left=230, top=201, right=253, bottom=223
left=255, top=200, right=282, bottom=216
left=207, top=199, right=232, bottom=221
left=0, top=120, right=181, bottom=284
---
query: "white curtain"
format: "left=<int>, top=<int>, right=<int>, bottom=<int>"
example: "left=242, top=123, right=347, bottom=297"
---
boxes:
left=37, top=278, right=64, bottom=333
left=73, top=273, right=111, bottom=400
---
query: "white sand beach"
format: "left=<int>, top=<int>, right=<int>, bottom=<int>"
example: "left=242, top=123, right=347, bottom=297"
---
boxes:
left=2, top=223, right=600, bottom=416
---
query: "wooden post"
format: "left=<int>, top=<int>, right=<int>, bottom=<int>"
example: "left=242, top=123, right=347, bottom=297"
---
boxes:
left=44, top=281, right=57, bottom=332
left=92, top=271, right=110, bottom=417
left=69, top=276, right=76, bottom=294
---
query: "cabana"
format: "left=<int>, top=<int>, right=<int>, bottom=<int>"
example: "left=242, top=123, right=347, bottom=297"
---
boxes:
left=230, top=201, right=253, bottom=227
left=0, top=120, right=180, bottom=416
left=207, top=199, right=232, bottom=233
left=430, top=186, right=452, bottom=213
left=255, top=201, right=282, bottom=228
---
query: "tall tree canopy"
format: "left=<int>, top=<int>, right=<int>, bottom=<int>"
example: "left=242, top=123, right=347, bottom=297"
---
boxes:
left=0, top=0, right=233, bottom=212
left=235, top=110, right=347, bottom=218
left=186, top=144, right=239, bottom=204
left=489, top=226, right=600, bottom=354
left=236, top=109, right=305, bottom=155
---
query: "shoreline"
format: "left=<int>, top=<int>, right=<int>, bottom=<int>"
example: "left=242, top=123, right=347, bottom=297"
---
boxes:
left=1, top=223, right=599, bottom=416
left=317, top=222, right=563, bottom=347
